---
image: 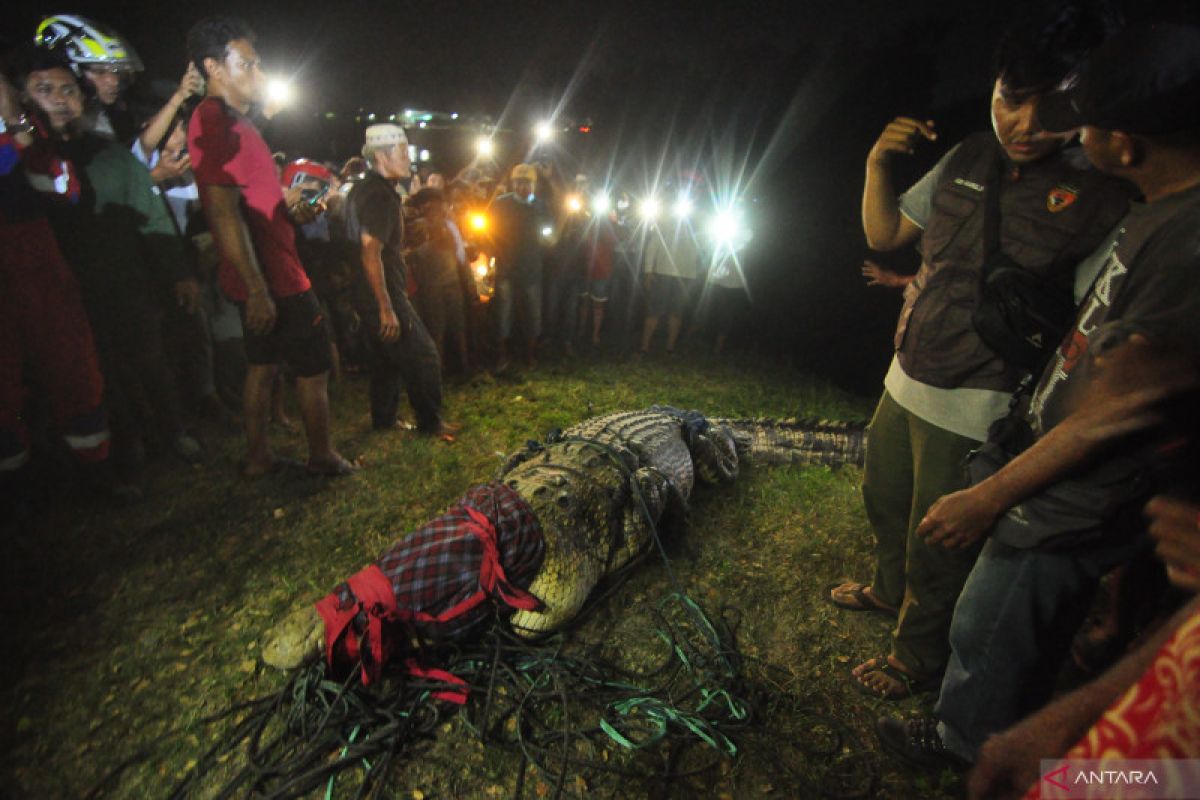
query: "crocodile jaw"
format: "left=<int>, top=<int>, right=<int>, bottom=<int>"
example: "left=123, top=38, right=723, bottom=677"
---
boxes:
left=261, top=603, right=325, bottom=671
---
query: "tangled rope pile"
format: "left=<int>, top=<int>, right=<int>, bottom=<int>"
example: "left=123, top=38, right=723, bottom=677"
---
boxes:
left=168, top=589, right=876, bottom=799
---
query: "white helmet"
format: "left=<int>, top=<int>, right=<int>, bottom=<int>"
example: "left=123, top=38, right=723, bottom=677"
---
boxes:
left=35, top=14, right=144, bottom=73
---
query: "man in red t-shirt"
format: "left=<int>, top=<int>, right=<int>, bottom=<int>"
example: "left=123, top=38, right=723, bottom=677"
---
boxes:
left=186, top=17, right=353, bottom=476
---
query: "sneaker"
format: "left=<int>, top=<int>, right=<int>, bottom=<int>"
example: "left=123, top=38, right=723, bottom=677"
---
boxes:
left=874, top=716, right=970, bottom=771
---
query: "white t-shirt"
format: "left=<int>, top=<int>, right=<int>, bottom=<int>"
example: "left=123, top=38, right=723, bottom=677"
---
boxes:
left=644, top=225, right=701, bottom=279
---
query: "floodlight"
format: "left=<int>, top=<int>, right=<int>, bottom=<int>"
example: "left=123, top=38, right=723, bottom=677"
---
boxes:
left=592, top=193, right=611, bottom=214
left=475, top=137, right=494, bottom=158
left=534, top=120, right=554, bottom=143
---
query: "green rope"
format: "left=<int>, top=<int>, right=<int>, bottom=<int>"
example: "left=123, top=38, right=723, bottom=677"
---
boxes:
left=322, top=725, right=371, bottom=800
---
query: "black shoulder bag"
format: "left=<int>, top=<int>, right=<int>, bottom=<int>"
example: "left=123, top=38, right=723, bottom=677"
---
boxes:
left=971, top=155, right=1077, bottom=374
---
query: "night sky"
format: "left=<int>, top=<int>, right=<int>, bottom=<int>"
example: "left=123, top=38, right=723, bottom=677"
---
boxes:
left=3, top=1, right=1196, bottom=393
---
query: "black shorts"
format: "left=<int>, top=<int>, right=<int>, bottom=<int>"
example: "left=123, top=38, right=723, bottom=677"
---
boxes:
left=646, top=275, right=694, bottom=318
left=239, top=289, right=332, bottom=377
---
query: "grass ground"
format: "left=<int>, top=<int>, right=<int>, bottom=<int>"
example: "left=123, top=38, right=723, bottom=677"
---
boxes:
left=1, top=351, right=963, bottom=799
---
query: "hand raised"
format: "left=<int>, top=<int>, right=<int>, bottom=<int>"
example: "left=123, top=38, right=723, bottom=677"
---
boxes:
left=869, top=117, right=937, bottom=166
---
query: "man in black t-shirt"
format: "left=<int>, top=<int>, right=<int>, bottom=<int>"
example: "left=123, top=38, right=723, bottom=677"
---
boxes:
left=875, top=23, right=1200, bottom=771
left=490, top=163, right=551, bottom=370
left=344, top=124, right=453, bottom=437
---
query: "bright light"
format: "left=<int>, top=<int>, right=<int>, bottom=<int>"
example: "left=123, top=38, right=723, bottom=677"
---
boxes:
left=267, top=78, right=293, bottom=107
left=708, top=208, right=750, bottom=248
left=475, top=137, right=494, bottom=158
left=419, top=149, right=431, bottom=162
left=565, top=194, right=583, bottom=213
left=541, top=225, right=553, bottom=238
left=475, top=263, right=488, bottom=278
left=451, top=112, right=459, bottom=120
left=639, top=196, right=661, bottom=222
left=534, top=120, right=554, bottom=143
left=710, top=211, right=739, bottom=241
left=592, top=193, right=611, bottom=214
left=673, top=196, right=694, bottom=219
left=469, top=213, right=488, bottom=232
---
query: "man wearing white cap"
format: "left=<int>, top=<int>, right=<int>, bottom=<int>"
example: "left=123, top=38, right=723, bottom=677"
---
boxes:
left=344, top=123, right=454, bottom=437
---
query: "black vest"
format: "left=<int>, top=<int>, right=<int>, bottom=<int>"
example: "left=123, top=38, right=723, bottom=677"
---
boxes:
left=895, top=132, right=1132, bottom=391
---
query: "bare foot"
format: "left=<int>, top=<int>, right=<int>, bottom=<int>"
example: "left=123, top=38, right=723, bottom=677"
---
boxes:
left=851, top=655, right=938, bottom=699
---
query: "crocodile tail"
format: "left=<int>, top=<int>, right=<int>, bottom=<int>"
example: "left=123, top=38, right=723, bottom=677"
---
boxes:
left=710, top=417, right=868, bottom=468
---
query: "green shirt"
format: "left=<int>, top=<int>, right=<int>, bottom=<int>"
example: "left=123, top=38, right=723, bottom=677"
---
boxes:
left=50, top=134, right=189, bottom=300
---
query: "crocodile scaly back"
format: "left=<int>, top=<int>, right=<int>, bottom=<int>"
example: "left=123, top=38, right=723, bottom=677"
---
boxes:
left=501, top=408, right=737, bottom=635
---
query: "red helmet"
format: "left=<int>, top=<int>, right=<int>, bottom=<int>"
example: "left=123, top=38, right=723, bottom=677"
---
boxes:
left=281, top=159, right=335, bottom=189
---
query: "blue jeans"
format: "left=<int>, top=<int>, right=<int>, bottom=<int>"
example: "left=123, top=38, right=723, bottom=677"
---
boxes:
left=935, top=535, right=1148, bottom=761
left=494, top=278, right=543, bottom=342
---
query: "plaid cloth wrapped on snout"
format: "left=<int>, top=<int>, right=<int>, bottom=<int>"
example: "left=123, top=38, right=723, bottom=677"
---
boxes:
left=315, top=482, right=545, bottom=688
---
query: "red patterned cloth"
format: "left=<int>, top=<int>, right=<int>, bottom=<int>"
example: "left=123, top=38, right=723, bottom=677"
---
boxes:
left=1023, top=605, right=1200, bottom=797
left=315, top=482, right=544, bottom=686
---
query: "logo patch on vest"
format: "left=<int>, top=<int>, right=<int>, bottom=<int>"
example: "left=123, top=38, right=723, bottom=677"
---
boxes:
left=1047, top=185, right=1078, bottom=213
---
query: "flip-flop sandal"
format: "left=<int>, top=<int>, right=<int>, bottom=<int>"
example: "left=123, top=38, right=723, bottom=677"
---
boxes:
left=851, top=657, right=941, bottom=701
left=825, top=581, right=899, bottom=618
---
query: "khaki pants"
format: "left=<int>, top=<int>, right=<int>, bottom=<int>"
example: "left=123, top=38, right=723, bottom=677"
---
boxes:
left=862, top=390, right=983, bottom=677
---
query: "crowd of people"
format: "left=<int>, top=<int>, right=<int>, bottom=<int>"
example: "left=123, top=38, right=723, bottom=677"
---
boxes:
left=5, top=6, right=1200, bottom=798
left=0, top=13, right=748, bottom=501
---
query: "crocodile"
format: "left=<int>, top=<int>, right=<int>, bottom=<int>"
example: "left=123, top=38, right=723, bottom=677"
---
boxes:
left=261, top=408, right=863, bottom=677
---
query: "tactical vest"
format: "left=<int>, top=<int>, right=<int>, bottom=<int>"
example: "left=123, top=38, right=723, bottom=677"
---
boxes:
left=894, top=132, right=1131, bottom=391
